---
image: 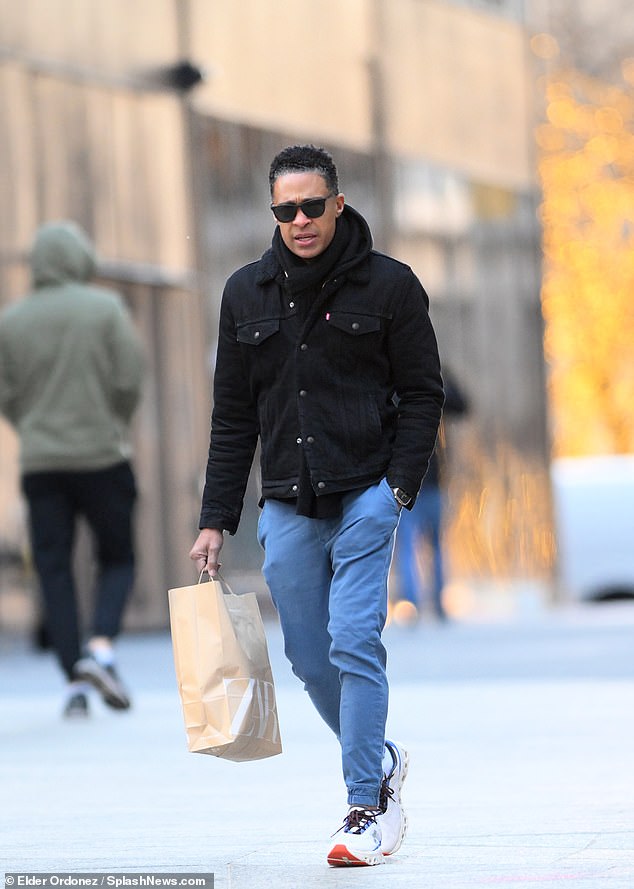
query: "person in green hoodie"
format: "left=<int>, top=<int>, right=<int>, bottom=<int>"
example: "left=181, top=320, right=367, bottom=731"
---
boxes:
left=0, top=221, right=144, bottom=718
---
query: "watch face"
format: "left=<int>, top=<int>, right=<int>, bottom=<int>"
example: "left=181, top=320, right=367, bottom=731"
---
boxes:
left=393, top=487, right=412, bottom=507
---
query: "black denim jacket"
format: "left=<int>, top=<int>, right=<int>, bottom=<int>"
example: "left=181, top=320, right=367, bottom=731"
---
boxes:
left=200, top=209, right=444, bottom=534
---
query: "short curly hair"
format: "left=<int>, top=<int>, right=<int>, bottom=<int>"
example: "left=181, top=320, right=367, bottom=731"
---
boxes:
left=269, top=144, right=339, bottom=197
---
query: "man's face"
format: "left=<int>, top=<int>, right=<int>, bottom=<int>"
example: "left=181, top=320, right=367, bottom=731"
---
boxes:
left=271, top=171, right=344, bottom=260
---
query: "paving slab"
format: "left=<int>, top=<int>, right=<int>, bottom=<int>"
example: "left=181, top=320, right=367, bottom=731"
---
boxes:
left=1, top=599, right=634, bottom=888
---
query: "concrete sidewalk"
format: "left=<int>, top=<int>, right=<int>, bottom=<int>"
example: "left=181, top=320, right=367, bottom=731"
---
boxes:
left=1, top=598, right=634, bottom=888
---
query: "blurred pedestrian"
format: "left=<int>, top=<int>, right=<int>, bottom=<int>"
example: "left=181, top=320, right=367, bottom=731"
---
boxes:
left=190, top=145, right=444, bottom=866
left=393, top=367, right=468, bottom=623
left=0, top=221, right=144, bottom=718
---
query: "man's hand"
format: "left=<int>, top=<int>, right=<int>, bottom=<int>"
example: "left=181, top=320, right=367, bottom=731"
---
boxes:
left=189, top=528, right=224, bottom=577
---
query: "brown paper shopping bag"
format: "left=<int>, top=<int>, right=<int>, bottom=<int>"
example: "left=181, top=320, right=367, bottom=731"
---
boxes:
left=168, top=574, right=282, bottom=761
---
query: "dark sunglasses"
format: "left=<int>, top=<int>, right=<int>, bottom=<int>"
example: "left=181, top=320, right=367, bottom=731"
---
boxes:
left=270, top=195, right=333, bottom=223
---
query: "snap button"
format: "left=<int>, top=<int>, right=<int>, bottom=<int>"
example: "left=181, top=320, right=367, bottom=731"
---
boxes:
left=289, top=301, right=295, bottom=309
left=306, top=436, right=314, bottom=444
left=300, top=343, right=308, bottom=351
left=351, top=322, right=360, bottom=331
left=253, top=330, right=260, bottom=338
left=299, top=389, right=307, bottom=397
left=291, top=484, right=298, bottom=492
left=317, top=481, right=326, bottom=490
left=296, top=437, right=302, bottom=444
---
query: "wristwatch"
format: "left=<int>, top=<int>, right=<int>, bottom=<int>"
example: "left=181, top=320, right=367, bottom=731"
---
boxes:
left=391, top=486, right=412, bottom=508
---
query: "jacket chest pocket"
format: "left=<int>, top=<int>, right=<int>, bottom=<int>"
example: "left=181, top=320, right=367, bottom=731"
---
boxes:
left=325, top=312, right=384, bottom=369
left=236, top=318, right=280, bottom=345
left=236, top=318, right=286, bottom=389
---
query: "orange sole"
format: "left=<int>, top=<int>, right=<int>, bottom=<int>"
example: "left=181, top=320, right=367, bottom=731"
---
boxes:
left=327, top=844, right=383, bottom=867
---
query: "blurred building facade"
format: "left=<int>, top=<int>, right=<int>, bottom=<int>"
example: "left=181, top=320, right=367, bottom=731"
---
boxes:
left=0, top=0, right=551, bottom=629
left=0, top=0, right=211, bottom=629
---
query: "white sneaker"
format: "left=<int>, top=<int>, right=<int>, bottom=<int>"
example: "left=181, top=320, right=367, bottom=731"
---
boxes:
left=73, top=654, right=131, bottom=710
left=327, top=806, right=385, bottom=867
left=378, top=739, right=409, bottom=855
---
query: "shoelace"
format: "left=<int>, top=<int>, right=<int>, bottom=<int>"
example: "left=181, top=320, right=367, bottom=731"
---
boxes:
left=379, top=750, right=398, bottom=813
left=332, top=806, right=381, bottom=837
left=379, top=774, right=394, bottom=813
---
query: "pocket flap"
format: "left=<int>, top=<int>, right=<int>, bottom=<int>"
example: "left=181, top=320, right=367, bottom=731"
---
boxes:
left=236, top=319, right=280, bottom=345
left=327, top=313, right=381, bottom=335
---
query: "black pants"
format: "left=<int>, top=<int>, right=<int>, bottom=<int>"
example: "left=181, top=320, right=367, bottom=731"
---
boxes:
left=22, top=462, right=137, bottom=680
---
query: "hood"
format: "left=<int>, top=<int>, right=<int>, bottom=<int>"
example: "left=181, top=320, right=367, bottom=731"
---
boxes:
left=31, top=221, right=97, bottom=287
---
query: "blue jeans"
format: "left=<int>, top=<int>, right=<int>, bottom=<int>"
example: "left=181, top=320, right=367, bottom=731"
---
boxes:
left=395, top=484, right=445, bottom=617
left=257, top=477, right=401, bottom=807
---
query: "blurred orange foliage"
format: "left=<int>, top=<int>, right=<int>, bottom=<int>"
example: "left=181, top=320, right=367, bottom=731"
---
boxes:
left=538, top=70, right=634, bottom=456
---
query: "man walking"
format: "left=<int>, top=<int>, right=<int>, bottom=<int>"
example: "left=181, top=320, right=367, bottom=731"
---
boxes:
left=0, top=221, right=144, bottom=717
left=190, top=145, right=443, bottom=866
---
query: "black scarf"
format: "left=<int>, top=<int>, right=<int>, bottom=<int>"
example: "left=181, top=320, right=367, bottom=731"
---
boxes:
left=271, top=209, right=367, bottom=297
left=269, top=208, right=372, bottom=519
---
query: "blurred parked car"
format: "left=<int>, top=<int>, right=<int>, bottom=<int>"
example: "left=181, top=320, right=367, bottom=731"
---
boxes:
left=551, top=455, right=634, bottom=601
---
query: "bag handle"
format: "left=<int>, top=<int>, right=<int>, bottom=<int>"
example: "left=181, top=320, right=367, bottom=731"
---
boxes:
left=198, top=568, right=235, bottom=595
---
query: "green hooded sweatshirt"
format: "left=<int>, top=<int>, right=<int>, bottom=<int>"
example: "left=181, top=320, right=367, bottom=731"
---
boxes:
left=0, top=221, right=144, bottom=473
